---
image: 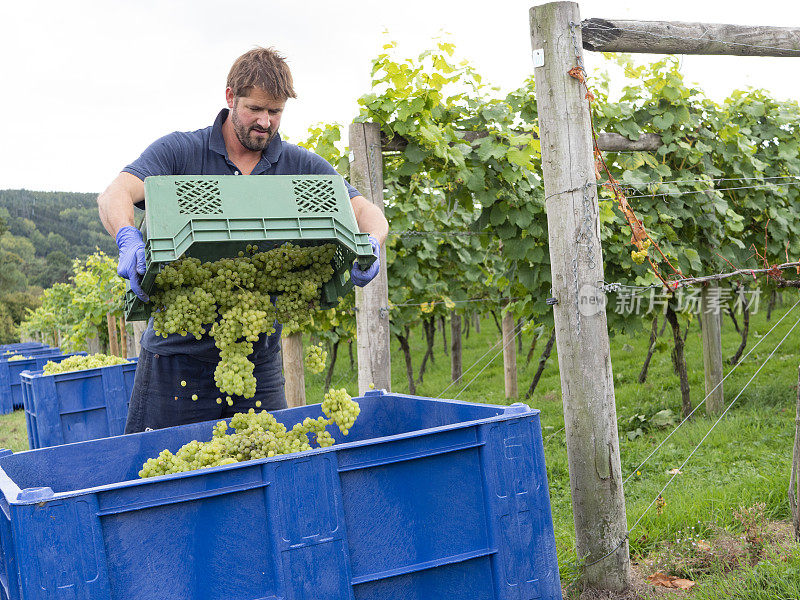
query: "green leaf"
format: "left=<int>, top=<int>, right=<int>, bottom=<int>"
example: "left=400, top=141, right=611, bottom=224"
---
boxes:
left=652, top=112, right=674, bottom=129
left=403, top=143, right=427, bottom=164
left=472, top=136, right=505, bottom=161
left=683, top=248, right=701, bottom=271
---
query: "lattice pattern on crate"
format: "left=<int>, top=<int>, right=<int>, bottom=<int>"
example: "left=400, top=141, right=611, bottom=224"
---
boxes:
left=333, top=245, right=346, bottom=271
left=175, top=180, right=223, bottom=215
left=292, top=178, right=337, bottom=213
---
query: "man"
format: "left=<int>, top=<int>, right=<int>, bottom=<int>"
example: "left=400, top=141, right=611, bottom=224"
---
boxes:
left=98, top=47, right=388, bottom=433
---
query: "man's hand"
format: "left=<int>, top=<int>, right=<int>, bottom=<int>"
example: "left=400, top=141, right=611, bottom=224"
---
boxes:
left=116, top=226, right=149, bottom=301
left=351, top=235, right=381, bottom=287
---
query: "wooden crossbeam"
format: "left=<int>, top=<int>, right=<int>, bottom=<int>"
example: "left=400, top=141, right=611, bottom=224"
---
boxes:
left=582, top=18, right=800, bottom=57
left=380, top=130, right=662, bottom=153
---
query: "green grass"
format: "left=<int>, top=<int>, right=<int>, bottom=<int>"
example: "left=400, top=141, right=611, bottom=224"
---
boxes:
left=305, top=294, right=800, bottom=594
left=690, top=553, right=800, bottom=600
left=0, top=410, right=30, bottom=453
left=2, top=294, right=798, bottom=596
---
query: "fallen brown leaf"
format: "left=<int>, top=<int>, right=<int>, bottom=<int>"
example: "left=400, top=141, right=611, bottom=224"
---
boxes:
left=696, top=540, right=712, bottom=552
left=648, top=571, right=697, bottom=590
left=673, top=577, right=696, bottom=590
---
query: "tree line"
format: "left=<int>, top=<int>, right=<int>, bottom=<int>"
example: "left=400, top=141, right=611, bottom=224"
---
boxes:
left=0, top=189, right=116, bottom=342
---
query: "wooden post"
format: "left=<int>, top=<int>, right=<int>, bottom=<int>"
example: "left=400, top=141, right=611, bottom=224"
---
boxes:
left=118, top=316, right=128, bottom=360
left=700, top=284, right=724, bottom=415
left=531, top=2, right=631, bottom=590
left=790, top=366, right=800, bottom=542
left=349, top=122, right=391, bottom=394
left=106, top=313, right=120, bottom=357
left=131, top=321, right=147, bottom=357
left=450, top=311, right=462, bottom=383
left=502, top=306, right=518, bottom=399
left=282, top=332, right=306, bottom=407
left=582, top=18, right=800, bottom=56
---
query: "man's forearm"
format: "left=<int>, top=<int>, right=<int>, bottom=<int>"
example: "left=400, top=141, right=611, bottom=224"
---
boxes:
left=98, top=187, right=134, bottom=237
left=351, top=195, right=388, bottom=246
left=97, top=172, right=145, bottom=237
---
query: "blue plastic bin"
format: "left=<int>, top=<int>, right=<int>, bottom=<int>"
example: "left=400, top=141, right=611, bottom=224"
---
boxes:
left=19, top=359, right=138, bottom=450
left=0, top=390, right=560, bottom=600
left=0, top=343, right=48, bottom=354
left=0, top=352, right=85, bottom=414
left=0, top=347, right=61, bottom=360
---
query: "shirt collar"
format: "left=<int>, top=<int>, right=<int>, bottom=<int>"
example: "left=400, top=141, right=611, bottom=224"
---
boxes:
left=210, top=108, right=284, bottom=167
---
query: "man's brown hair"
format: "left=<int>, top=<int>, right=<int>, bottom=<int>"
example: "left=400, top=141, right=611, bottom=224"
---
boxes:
left=227, top=47, right=297, bottom=100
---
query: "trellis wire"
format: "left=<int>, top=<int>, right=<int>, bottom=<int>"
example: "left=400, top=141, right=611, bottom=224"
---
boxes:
left=451, top=320, right=527, bottom=401
left=601, top=261, right=800, bottom=293
left=628, top=303, right=800, bottom=535
left=436, top=318, right=527, bottom=399
left=544, top=426, right=566, bottom=445
left=389, top=230, right=487, bottom=237
left=611, top=174, right=800, bottom=189
left=622, top=294, right=800, bottom=486
left=586, top=294, right=800, bottom=568
left=620, top=180, right=800, bottom=200
left=634, top=175, right=799, bottom=186
left=390, top=297, right=523, bottom=309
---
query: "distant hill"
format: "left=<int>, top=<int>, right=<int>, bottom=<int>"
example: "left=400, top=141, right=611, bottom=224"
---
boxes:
left=0, top=189, right=116, bottom=290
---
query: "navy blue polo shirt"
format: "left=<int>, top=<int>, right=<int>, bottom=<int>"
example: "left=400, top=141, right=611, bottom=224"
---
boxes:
left=124, top=108, right=361, bottom=362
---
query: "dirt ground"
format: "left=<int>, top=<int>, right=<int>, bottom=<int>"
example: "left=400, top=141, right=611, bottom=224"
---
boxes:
left=564, top=521, right=799, bottom=600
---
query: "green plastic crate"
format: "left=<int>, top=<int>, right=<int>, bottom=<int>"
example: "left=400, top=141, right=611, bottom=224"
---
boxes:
left=124, top=175, right=375, bottom=321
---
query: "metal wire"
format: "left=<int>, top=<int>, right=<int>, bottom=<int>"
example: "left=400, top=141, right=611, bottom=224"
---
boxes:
left=391, top=297, right=522, bottom=309
left=621, top=181, right=800, bottom=199
left=436, top=318, right=527, bottom=399
left=622, top=295, right=800, bottom=486
left=629, top=298, right=800, bottom=535
left=543, top=426, right=565, bottom=445
left=587, top=292, right=800, bottom=568
left=610, top=174, right=800, bottom=189
left=389, top=230, right=487, bottom=237
left=446, top=320, right=527, bottom=401
left=602, top=261, right=800, bottom=293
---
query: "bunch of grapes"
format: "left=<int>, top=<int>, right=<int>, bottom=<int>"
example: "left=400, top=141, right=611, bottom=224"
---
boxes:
left=304, top=342, right=327, bottom=375
left=322, top=387, right=360, bottom=435
left=631, top=239, right=652, bottom=265
left=139, top=390, right=361, bottom=478
left=7, top=355, right=33, bottom=362
left=150, top=242, right=337, bottom=398
left=43, top=353, right=130, bottom=375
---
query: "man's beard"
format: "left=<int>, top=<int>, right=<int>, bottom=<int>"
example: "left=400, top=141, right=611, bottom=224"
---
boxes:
left=231, top=107, right=274, bottom=152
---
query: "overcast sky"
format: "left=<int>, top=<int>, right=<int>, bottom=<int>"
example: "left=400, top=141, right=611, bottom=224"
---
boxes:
left=2, top=0, right=799, bottom=193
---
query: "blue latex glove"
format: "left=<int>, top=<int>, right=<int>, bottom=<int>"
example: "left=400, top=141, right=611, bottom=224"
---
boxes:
left=116, top=226, right=149, bottom=302
left=351, top=235, right=380, bottom=287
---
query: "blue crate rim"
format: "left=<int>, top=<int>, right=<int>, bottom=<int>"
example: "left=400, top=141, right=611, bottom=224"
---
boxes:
left=0, top=351, right=68, bottom=363
left=1, top=391, right=539, bottom=505
left=2, top=352, right=86, bottom=369
left=19, top=358, right=138, bottom=381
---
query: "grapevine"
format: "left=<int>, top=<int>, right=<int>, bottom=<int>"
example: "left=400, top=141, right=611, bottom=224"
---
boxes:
left=139, top=388, right=359, bottom=478
left=43, top=353, right=130, bottom=375
left=150, top=242, right=337, bottom=398
left=304, top=342, right=327, bottom=374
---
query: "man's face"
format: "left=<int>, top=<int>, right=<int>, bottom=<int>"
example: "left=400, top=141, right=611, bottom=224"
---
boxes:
left=226, top=87, right=286, bottom=152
